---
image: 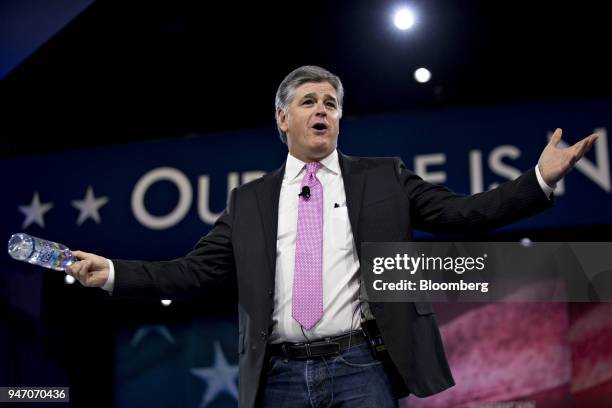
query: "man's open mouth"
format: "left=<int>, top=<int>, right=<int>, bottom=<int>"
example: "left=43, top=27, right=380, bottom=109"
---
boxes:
left=312, top=123, right=328, bottom=131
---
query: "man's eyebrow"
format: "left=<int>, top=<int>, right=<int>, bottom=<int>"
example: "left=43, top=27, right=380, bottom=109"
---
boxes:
left=300, top=92, right=338, bottom=102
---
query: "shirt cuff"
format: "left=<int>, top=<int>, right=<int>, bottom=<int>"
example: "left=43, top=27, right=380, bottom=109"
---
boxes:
left=101, top=259, right=115, bottom=294
left=535, top=164, right=555, bottom=199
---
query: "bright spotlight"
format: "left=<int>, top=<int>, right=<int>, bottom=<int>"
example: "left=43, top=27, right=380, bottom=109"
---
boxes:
left=394, top=8, right=415, bottom=30
left=64, top=274, right=75, bottom=285
left=414, top=67, right=431, bottom=83
left=520, top=237, right=533, bottom=248
left=161, top=299, right=172, bottom=306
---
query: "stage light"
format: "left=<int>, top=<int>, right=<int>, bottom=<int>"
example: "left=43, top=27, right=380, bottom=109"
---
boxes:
left=64, top=274, right=75, bottom=284
left=394, top=7, right=415, bottom=30
left=414, top=67, right=431, bottom=83
left=520, top=237, right=533, bottom=247
left=161, top=299, right=172, bottom=306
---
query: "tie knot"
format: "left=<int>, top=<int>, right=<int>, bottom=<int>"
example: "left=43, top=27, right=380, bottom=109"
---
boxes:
left=305, top=162, right=321, bottom=175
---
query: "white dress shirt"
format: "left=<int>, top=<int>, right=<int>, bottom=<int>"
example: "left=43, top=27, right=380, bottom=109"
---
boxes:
left=270, top=150, right=362, bottom=343
left=102, top=152, right=554, bottom=343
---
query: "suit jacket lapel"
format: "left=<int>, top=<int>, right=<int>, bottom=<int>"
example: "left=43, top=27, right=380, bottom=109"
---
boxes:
left=255, top=163, right=285, bottom=278
left=339, top=151, right=366, bottom=256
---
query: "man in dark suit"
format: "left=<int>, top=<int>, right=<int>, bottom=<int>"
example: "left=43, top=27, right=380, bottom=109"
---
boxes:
left=67, top=66, right=597, bottom=407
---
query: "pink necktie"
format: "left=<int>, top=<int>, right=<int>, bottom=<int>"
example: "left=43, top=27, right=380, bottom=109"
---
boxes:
left=292, top=161, right=323, bottom=330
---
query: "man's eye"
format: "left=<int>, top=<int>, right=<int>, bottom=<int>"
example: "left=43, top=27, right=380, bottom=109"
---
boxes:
left=302, top=100, right=313, bottom=105
left=326, top=102, right=336, bottom=108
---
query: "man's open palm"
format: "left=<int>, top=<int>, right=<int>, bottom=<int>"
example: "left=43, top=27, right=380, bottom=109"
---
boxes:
left=538, top=128, right=599, bottom=186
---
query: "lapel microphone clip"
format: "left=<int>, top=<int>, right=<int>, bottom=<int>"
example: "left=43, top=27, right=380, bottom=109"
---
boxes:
left=298, top=186, right=311, bottom=200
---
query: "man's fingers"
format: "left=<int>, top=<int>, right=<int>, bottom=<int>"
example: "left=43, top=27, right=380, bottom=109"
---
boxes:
left=570, top=133, right=598, bottom=150
left=569, top=137, right=587, bottom=157
left=66, top=261, right=79, bottom=275
left=580, top=135, right=597, bottom=159
left=549, top=128, right=562, bottom=147
left=587, top=133, right=599, bottom=150
left=66, top=261, right=79, bottom=276
left=573, top=134, right=598, bottom=161
left=66, top=260, right=90, bottom=282
left=572, top=140, right=589, bottom=164
left=78, top=261, right=90, bottom=277
left=72, top=250, right=89, bottom=260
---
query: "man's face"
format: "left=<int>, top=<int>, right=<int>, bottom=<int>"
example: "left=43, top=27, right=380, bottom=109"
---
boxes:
left=278, top=81, right=340, bottom=162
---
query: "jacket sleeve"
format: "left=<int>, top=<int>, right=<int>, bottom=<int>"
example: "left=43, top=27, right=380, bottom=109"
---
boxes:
left=109, top=189, right=237, bottom=300
left=395, top=158, right=553, bottom=233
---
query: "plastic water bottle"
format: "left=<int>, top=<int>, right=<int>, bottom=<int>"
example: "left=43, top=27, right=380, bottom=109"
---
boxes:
left=7, top=233, right=78, bottom=271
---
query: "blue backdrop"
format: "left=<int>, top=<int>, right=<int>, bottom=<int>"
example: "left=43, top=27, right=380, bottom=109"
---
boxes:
left=1, top=97, right=610, bottom=407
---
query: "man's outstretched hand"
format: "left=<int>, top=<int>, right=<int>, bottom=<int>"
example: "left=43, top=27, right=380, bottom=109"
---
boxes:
left=538, top=128, right=599, bottom=187
left=65, top=251, right=110, bottom=288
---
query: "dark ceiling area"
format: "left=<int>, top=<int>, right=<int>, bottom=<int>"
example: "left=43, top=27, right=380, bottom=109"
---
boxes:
left=2, top=0, right=610, bottom=157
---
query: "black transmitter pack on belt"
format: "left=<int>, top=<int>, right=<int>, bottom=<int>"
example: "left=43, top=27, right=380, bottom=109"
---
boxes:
left=361, top=319, right=390, bottom=361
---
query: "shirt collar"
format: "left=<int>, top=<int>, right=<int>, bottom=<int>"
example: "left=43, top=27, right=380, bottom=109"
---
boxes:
left=285, top=149, right=340, bottom=182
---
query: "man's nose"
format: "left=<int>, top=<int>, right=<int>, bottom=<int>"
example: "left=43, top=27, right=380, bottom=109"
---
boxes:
left=315, top=101, right=327, bottom=116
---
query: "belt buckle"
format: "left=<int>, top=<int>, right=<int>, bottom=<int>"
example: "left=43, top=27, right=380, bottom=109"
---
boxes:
left=309, top=341, right=340, bottom=358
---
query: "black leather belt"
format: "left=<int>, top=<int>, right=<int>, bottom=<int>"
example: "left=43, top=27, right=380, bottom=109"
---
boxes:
left=268, top=330, right=367, bottom=360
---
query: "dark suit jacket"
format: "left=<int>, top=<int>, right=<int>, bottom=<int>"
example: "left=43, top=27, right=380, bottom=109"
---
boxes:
left=111, top=152, right=552, bottom=407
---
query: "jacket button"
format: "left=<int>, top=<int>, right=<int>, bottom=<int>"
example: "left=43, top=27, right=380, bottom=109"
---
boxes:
left=268, top=290, right=273, bottom=297
left=260, top=330, right=267, bottom=339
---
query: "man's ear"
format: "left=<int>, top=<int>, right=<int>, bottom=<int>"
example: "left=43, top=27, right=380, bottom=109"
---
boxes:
left=278, top=109, right=289, bottom=133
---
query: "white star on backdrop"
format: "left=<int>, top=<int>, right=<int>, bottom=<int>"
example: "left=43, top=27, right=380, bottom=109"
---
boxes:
left=190, top=341, right=239, bottom=407
left=71, top=186, right=109, bottom=226
left=130, top=324, right=175, bottom=347
left=18, top=192, right=53, bottom=229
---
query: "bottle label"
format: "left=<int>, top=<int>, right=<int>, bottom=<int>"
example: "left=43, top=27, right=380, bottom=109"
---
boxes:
left=31, top=238, right=66, bottom=270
